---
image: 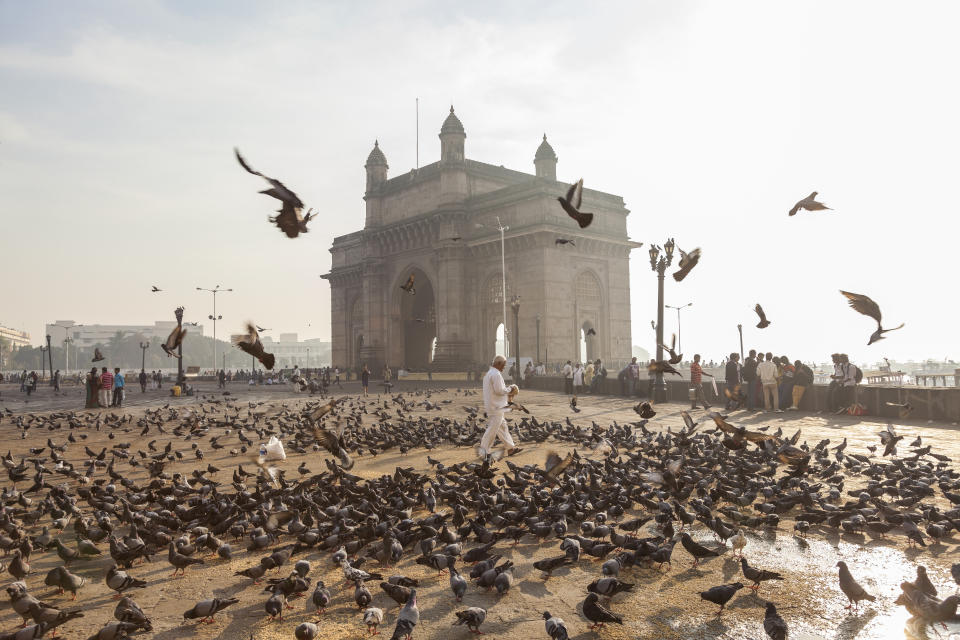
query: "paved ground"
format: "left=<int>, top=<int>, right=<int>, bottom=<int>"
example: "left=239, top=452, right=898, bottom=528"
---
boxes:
left=1, top=381, right=958, bottom=640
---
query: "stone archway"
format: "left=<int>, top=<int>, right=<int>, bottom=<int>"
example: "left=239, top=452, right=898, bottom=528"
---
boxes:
left=397, top=268, right=437, bottom=370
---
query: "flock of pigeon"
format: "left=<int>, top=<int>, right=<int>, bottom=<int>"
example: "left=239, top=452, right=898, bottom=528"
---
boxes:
left=0, top=383, right=959, bottom=639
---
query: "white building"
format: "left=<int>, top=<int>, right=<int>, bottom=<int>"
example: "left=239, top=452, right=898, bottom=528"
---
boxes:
left=45, top=320, right=205, bottom=348
left=0, top=326, right=31, bottom=349
left=258, top=334, right=331, bottom=369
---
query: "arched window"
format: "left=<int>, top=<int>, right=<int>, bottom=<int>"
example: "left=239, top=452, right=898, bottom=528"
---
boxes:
left=575, top=271, right=602, bottom=307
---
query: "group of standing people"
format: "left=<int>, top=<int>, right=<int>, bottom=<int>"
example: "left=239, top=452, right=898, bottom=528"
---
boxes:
left=728, top=350, right=814, bottom=412
left=84, top=366, right=125, bottom=408
left=561, top=359, right=608, bottom=395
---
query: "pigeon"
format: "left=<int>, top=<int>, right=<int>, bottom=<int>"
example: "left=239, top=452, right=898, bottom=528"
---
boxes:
left=836, top=561, right=875, bottom=610
left=295, top=622, right=320, bottom=640
left=235, top=147, right=314, bottom=238
left=233, top=323, right=276, bottom=370
left=763, top=601, right=788, bottom=640
left=634, top=402, right=656, bottom=419
left=26, top=602, right=83, bottom=635
left=555, top=238, right=575, bottom=246
left=308, top=581, right=331, bottom=616
left=557, top=178, right=594, bottom=228
left=391, top=588, right=418, bottom=640
left=587, top=578, right=634, bottom=598
left=363, top=607, right=384, bottom=635
left=183, top=597, right=239, bottom=623
left=92, top=348, right=105, bottom=363
left=699, top=582, right=744, bottom=616
left=453, top=607, right=486, bottom=634
left=649, top=361, right=682, bottom=377
left=543, top=611, right=569, bottom=640
left=839, top=290, right=904, bottom=345
left=449, top=566, right=468, bottom=601
left=582, top=592, right=623, bottom=629
left=788, top=191, right=831, bottom=216
left=160, top=324, right=186, bottom=358
left=312, top=425, right=354, bottom=470
left=105, top=565, right=147, bottom=597
left=680, top=532, right=721, bottom=567
left=730, top=529, right=747, bottom=559
left=911, top=565, right=937, bottom=598
left=755, top=304, right=771, bottom=329
left=740, top=557, right=783, bottom=591
left=658, top=333, right=682, bottom=364
left=673, top=247, right=701, bottom=282
left=86, top=621, right=140, bottom=640
left=44, top=566, right=85, bottom=600
left=400, top=274, right=416, bottom=295
left=114, top=596, right=152, bottom=631
left=533, top=555, right=571, bottom=578
left=150, top=286, right=161, bottom=292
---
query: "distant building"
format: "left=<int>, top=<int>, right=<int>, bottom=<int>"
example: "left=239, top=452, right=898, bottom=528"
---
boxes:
left=231, top=332, right=331, bottom=369
left=0, top=326, right=31, bottom=349
left=45, top=320, right=205, bottom=348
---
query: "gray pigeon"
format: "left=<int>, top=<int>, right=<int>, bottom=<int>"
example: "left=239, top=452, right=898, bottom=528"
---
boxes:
left=182, top=597, right=239, bottom=623
left=454, top=607, right=486, bottom=633
left=294, top=622, right=320, bottom=640
left=363, top=607, right=384, bottom=635
left=543, top=611, right=569, bottom=640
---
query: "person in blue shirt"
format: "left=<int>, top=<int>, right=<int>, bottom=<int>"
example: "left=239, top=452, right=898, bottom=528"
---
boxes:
left=112, top=367, right=125, bottom=407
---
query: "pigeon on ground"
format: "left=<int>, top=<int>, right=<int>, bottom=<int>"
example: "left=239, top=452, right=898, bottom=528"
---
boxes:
left=453, top=607, right=486, bottom=634
left=836, top=561, right=876, bottom=611
left=680, top=532, right=721, bottom=567
left=740, top=558, right=783, bottom=591
left=543, top=611, right=569, bottom=640
left=363, top=607, right=383, bottom=635
left=763, top=601, right=788, bottom=640
left=182, top=597, right=239, bottom=623
left=582, top=592, right=623, bottom=630
left=699, top=582, right=744, bottom=616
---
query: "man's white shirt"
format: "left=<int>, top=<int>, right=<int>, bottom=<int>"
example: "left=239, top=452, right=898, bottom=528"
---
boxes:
left=483, top=366, right=514, bottom=413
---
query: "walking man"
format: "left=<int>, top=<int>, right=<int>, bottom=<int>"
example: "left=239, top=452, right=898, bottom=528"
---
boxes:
left=479, top=355, right=520, bottom=459
left=628, top=357, right=641, bottom=396
left=757, top=352, right=780, bottom=412
left=112, top=368, right=125, bottom=407
left=98, top=366, right=114, bottom=409
left=139, top=369, right=147, bottom=393
left=689, top=354, right=713, bottom=410
left=53, top=369, right=61, bottom=392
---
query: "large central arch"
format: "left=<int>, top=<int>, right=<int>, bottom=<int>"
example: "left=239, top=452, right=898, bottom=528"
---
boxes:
left=396, top=267, right=437, bottom=370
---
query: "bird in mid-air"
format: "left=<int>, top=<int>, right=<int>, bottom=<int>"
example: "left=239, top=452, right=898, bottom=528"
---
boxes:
left=788, top=191, right=831, bottom=216
left=161, top=324, right=187, bottom=358
left=839, top=290, right=904, bottom=345
left=755, top=304, right=771, bottom=329
left=400, top=274, right=416, bottom=295
left=673, top=247, right=701, bottom=282
left=235, top=148, right=314, bottom=238
left=233, top=323, right=275, bottom=370
left=150, top=286, right=161, bottom=293
left=92, top=348, right=105, bottom=363
left=256, top=325, right=270, bottom=333
left=555, top=238, right=575, bottom=246
left=557, top=179, right=594, bottom=229
left=658, top=333, right=682, bottom=363
left=585, top=328, right=596, bottom=337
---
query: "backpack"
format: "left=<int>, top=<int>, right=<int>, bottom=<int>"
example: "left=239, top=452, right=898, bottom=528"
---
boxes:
left=853, top=366, right=863, bottom=384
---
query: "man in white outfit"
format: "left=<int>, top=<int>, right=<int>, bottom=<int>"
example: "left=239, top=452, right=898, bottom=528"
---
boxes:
left=479, top=355, right=520, bottom=459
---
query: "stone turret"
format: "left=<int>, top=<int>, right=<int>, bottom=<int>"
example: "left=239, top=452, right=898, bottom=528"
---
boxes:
left=534, top=134, right=557, bottom=180
left=365, top=140, right=388, bottom=193
left=439, top=106, right=467, bottom=202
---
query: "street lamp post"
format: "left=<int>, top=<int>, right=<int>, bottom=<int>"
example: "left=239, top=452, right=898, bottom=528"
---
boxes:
left=535, top=313, right=542, bottom=364
left=665, top=302, right=693, bottom=354
left=649, top=239, right=676, bottom=403
left=476, top=218, right=510, bottom=357
left=46, top=335, right=53, bottom=385
left=174, top=307, right=185, bottom=387
left=53, top=323, right=79, bottom=373
left=140, top=341, right=150, bottom=372
left=737, top=324, right=744, bottom=361
left=40, top=343, right=48, bottom=381
left=196, top=285, right=233, bottom=374
left=510, top=295, right=521, bottom=385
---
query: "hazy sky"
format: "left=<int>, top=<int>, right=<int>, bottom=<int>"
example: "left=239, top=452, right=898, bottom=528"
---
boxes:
left=2, top=1, right=957, bottom=365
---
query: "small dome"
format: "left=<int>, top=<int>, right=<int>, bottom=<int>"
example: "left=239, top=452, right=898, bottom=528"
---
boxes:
left=535, top=134, right=557, bottom=160
left=365, top=140, right=387, bottom=167
left=440, top=105, right=465, bottom=135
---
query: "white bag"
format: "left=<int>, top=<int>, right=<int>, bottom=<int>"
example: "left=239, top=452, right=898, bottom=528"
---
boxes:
left=264, top=436, right=286, bottom=461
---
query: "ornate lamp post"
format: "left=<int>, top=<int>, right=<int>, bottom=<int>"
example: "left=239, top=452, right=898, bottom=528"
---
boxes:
left=40, top=342, right=49, bottom=381
left=174, top=307, right=185, bottom=387
left=737, top=324, right=744, bottom=361
left=510, top=295, right=521, bottom=384
left=46, top=334, right=53, bottom=384
left=649, top=239, right=676, bottom=402
left=665, top=302, right=693, bottom=354
left=196, top=285, right=232, bottom=373
left=139, top=341, right=150, bottom=372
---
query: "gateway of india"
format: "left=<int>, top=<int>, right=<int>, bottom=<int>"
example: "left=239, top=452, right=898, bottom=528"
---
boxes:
left=323, top=106, right=637, bottom=373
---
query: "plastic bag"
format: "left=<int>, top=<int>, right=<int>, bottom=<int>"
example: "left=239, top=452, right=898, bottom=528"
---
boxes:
left=264, top=436, right=286, bottom=461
